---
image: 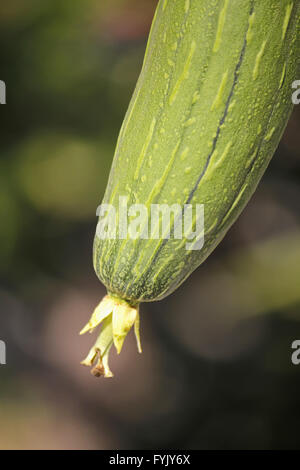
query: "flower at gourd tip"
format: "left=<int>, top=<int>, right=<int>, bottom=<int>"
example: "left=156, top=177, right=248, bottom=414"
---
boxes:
left=80, top=294, right=142, bottom=378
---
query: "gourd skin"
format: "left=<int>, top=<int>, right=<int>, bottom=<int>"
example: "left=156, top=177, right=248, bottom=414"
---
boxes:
left=94, top=0, right=300, bottom=304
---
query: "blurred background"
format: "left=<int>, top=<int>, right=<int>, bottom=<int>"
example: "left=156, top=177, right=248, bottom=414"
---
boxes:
left=0, top=0, right=300, bottom=450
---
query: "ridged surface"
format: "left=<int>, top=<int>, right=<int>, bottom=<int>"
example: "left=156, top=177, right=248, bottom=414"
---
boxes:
left=94, top=0, right=300, bottom=302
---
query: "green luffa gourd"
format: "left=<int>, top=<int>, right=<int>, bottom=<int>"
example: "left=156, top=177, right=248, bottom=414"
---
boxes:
left=81, top=0, right=300, bottom=377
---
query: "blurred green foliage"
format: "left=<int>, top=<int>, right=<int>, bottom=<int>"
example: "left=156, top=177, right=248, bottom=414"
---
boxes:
left=0, top=0, right=155, bottom=274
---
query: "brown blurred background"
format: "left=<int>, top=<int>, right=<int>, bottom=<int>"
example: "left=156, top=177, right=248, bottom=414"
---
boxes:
left=0, top=0, right=300, bottom=450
